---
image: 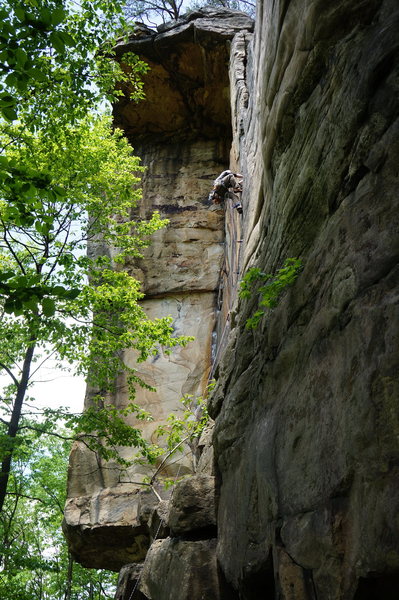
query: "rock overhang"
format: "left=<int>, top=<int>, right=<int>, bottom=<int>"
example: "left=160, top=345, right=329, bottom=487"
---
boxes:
left=113, top=8, right=254, bottom=144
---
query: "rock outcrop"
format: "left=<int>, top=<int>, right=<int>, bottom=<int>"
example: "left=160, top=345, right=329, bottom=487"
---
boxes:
left=64, top=2, right=399, bottom=599
left=63, top=8, right=253, bottom=572
left=211, top=0, right=399, bottom=598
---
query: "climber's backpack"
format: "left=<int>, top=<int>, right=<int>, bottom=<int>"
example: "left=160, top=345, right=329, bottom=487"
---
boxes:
left=213, top=173, right=230, bottom=197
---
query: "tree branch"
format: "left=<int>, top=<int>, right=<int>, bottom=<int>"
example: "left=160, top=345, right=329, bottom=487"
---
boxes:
left=0, top=362, right=19, bottom=387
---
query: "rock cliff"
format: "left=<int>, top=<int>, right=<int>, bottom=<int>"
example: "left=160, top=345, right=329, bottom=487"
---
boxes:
left=63, top=8, right=253, bottom=572
left=64, top=2, right=399, bottom=599
left=212, top=0, right=399, bottom=598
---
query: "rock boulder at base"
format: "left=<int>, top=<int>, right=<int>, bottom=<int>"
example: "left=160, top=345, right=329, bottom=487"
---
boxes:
left=139, top=538, right=221, bottom=600
left=167, top=474, right=217, bottom=536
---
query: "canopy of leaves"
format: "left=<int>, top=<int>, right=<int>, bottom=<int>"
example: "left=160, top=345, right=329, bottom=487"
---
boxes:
left=0, top=116, right=192, bottom=468
left=0, top=0, right=148, bottom=127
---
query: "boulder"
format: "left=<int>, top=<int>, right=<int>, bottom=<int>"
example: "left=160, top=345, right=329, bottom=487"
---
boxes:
left=167, top=474, right=217, bottom=536
left=139, top=538, right=221, bottom=600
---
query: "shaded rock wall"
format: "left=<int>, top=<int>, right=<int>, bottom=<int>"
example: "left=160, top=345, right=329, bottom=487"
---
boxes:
left=211, top=0, right=399, bottom=598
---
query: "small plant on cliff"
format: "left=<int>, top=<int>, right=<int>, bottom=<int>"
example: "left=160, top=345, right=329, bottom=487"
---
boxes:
left=239, top=258, right=302, bottom=329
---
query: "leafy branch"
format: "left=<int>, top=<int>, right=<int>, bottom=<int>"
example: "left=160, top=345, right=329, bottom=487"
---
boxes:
left=239, top=258, right=302, bottom=329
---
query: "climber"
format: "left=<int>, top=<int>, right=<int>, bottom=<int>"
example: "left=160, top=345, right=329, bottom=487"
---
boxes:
left=208, top=170, right=243, bottom=214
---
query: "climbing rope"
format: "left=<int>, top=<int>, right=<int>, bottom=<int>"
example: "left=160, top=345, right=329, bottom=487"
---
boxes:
left=126, top=193, right=244, bottom=599
left=210, top=200, right=243, bottom=379
left=127, top=461, right=184, bottom=600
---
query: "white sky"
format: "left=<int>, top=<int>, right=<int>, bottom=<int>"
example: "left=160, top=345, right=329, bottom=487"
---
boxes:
left=28, top=361, right=86, bottom=413
left=0, top=358, right=86, bottom=417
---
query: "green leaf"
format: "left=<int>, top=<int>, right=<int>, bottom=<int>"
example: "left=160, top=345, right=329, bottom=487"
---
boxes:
left=57, top=31, right=75, bottom=47
left=0, top=94, right=16, bottom=107
left=27, top=68, right=47, bottom=82
left=15, top=48, right=28, bottom=67
left=41, top=297, right=56, bottom=317
left=14, top=7, right=25, bottom=21
left=38, top=7, right=52, bottom=26
left=4, top=72, right=18, bottom=87
left=50, top=7, right=66, bottom=26
left=23, top=296, right=39, bottom=312
left=1, top=106, right=18, bottom=121
left=51, top=285, right=67, bottom=297
left=49, top=31, right=65, bottom=54
left=3, top=301, right=14, bottom=314
left=0, top=270, right=14, bottom=282
left=64, top=288, right=81, bottom=300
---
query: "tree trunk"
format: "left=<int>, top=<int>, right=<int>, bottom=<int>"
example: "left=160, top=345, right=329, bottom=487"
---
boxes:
left=0, top=335, right=36, bottom=513
left=64, top=552, right=73, bottom=600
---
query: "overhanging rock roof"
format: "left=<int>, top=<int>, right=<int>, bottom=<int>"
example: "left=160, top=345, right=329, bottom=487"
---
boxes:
left=113, top=8, right=254, bottom=144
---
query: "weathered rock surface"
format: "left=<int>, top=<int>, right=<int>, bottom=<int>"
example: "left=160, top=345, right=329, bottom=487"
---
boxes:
left=64, top=8, right=253, bottom=572
left=114, top=8, right=254, bottom=144
left=115, top=563, right=145, bottom=600
left=211, top=0, right=399, bottom=598
left=167, top=474, right=216, bottom=535
left=139, top=538, right=221, bottom=600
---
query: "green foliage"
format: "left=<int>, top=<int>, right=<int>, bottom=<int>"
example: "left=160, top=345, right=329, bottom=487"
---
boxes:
left=156, top=393, right=209, bottom=452
left=0, top=114, right=193, bottom=512
left=0, top=115, right=190, bottom=379
left=239, top=258, right=302, bottom=329
left=0, top=431, right=118, bottom=599
left=150, top=380, right=214, bottom=485
left=0, top=0, right=148, bottom=127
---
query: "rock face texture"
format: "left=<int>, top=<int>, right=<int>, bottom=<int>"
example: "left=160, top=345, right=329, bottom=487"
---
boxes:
left=64, top=2, right=399, bottom=599
left=63, top=8, right=253, bottom=572
left=211, top=0, right=399, bottom=598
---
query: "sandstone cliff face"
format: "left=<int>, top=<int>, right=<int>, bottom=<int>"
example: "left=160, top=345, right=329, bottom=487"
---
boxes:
left=63, top=9, right=253, bottom=572
left=64, top=2, right=399, bottom=598
left=211, top=0, right=399, bottom=598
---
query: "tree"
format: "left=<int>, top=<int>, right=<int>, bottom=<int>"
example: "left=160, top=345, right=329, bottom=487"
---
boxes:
left=0, top=0, right=149, bottom=252
left=0, top=115, right=192, bottom=514
left=0, top=427, right=118, bottom=599
left=0, top=0, right=147, bottom=126
left=0, top=0, right=195, bottom=516
left=123, top=0, right=256, bottom=27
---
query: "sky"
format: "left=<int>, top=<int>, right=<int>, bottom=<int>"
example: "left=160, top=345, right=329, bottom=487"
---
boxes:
left=28, top=360, right=86, bottom=413
left=0, top=357, right=86, bottom=417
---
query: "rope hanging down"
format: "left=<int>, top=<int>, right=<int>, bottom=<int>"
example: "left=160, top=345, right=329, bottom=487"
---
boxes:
left=127, top=198, right=244, bottom=599
left=127, top=461, right=183, bottom=600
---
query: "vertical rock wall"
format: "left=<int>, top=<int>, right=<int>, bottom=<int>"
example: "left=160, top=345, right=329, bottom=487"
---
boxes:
left=211, top=0, right=399, bottom=598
